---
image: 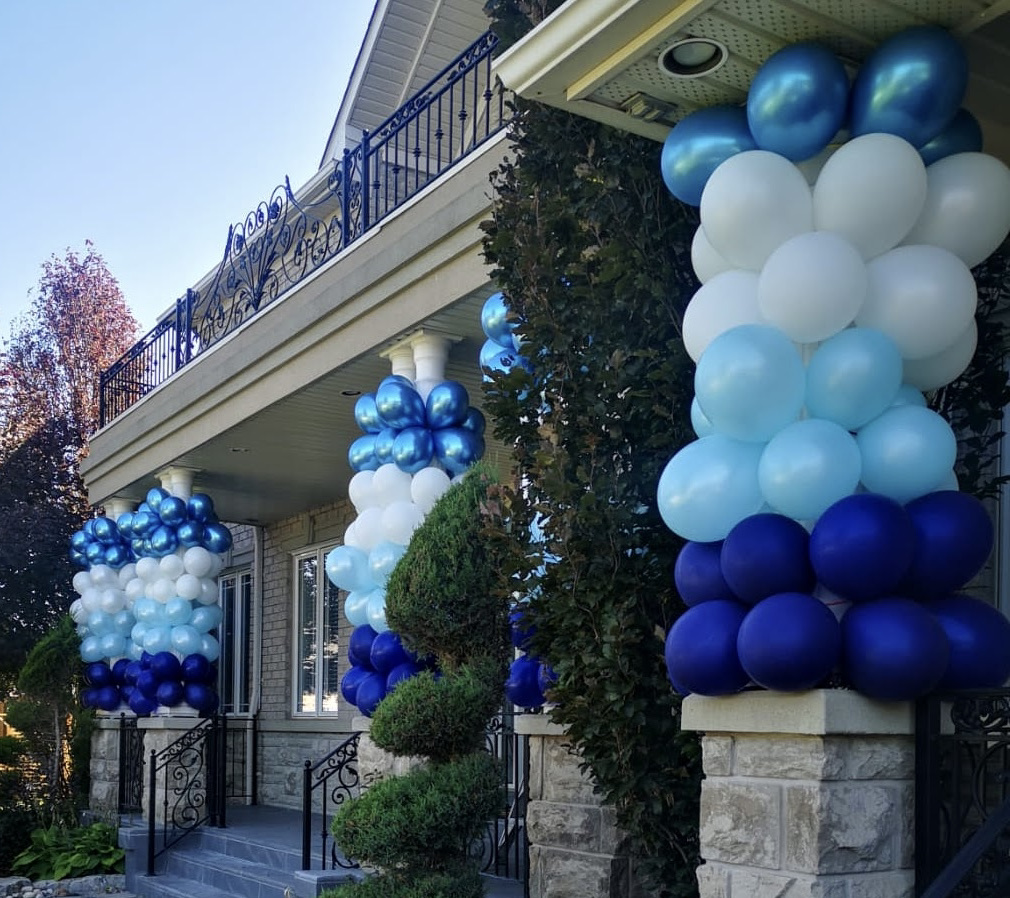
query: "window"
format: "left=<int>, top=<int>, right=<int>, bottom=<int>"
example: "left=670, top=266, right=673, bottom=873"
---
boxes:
left=219, top=570, right=252, bottom=714
left=293, top=545, right=342, bottom=715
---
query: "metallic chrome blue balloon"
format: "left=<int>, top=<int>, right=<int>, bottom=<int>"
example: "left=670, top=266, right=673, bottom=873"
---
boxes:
left=70, top=549, right=88, bottom=568
left=85, top=542, right=105, bottom=564
left=375, top=380, right=426, bottom=429
left=187, top=493, right=216, bottom=523
left=92, top=516, right=118, bottom=545
left=354, top=393, right=383, bottom=434
left=177, top=521, right=204, bottom=549
left=83, top=518, right=98, bottom=538
left=146, top=487, right=169, bottom=511
left=747, top=42, right=849, bottom=161
left=104, top=544, right=131, bottom=568
left=158, top=496, right=188, bottom=526
left=425, top=381, right=470, bottom=429
left=481, top=292, right=514, bottom=349
left=660, top=105, right=756, bottom=206
left=380, top=375, right=414, bottom=389
left=479, top=337, right=505, bottom=370
left=481, top=346, right=532, bottom=381
left=505, top=656, right=545, bottom=708
left=373, top=427, right=397, bottom=464
left=392, top=426, right=435, bottom=474
left=850, top=25, right=968, bottom=147
left=461, top=407, right=486, bottom=436
left=917, top=107, right=983, bottom=165
left=131, top=510, right=158, bottom=538
left=116, top=512, right=135, bottom=535
left=433, top=427, right=480, bottom=475
left=70, top=530, right=90, bottom=552
left=149, top=525, right=179, bottom=557
left=348, top=434, right=379, bottom=472
left=203, top=522, right=233, bottom=555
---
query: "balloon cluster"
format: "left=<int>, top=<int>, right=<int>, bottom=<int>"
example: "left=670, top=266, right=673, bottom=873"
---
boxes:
left=70, top=488, right=233, bottom=715
left=348, top=377, right=486, bottom=476
left=339, top=625, right=429, bottom=717
left=657, top=27, right=1010, bottom=702
left=478, top=292, right=530, bottom=383
left=503, top=608, right=553, bottom=709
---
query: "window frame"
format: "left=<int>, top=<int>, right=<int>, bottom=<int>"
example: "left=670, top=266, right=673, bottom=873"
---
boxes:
left=291, top=542, right=343, bottom=717
left=218, top=567, right=253, bottom=715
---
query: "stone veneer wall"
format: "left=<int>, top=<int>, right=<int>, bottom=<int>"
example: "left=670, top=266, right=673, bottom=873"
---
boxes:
left=89, top=718, right=122, bottom=818
left=682, top=690, right=916, bottom=898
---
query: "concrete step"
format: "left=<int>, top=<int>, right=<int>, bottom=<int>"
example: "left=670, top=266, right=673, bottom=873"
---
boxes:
left=134, top=873, right=238, bottom=898
left=162, top=847, right=294, bottom=898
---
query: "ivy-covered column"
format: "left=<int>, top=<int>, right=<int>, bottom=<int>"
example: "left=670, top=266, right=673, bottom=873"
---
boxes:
left=682, top=690, right=915, bottom=897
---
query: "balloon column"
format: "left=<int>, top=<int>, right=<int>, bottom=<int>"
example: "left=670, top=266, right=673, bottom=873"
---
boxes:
left=658, top=27, right=1010, bottom=701
left=504, top=607, right=553, bottom=709
left=70, top=487, right=233, bottom=715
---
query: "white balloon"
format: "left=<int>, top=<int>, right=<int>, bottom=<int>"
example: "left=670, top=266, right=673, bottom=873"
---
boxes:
left=98, top=588, right=125, bottom=615
left=82, top=587, right=102, bottom=613
left=205, top=552, right=224, bottom=578
left=197, top=578, right=219, bottom=606
left=175, top=572, right=203, bottom=601
left=149, top=577, right=176, bottom=604
left=135, top=556, right=161, bottom=582
left=903, top=152, right=1010, bottom=269
left=371, top=463, right=413, bottom=507
left=758, top=232, right=867, bottom=343
left=700, top=150, right=813, bottom=271
left=72, top=571, right=93, bottom=595
left=683, top=270, right=763, bottom=363
left=814, top=133, right=927, bottom=259
left=343, top=520, right=362, bottom=549
left=382, top=500, right=423, bottom=546
left=159, top=552, right=186, bottom=581
left=348, top=470, right=378, bottom=512
left=125, top=577, right=146, bottom=604
left=410, top=467, right=451, bottom=514
left=354, top=506, right=386, bottom=551
left=690, top=225, right=732, bottom=284
left=117, top=563, right=137, bottom=588
left=857, top=245, right=977, bottom=359
left=69, top=599, right=86, bottom=624
left=89, top=564, right=118, bottom=589
left=182, top=546, right=214, bottom=578
left=902, top=319, right=978, bottom=392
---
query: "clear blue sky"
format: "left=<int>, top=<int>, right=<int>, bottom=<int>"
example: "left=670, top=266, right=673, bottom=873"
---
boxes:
left=0, top=0, right=376, bottom=342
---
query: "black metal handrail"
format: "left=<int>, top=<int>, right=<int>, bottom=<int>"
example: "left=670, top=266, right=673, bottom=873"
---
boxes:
left=99, top=29, right=510, bottom=428
left=477, top=712, right=529, bottom=891
left=301, top=731, right=362, bottom=871
left=915, top=689, right=1010, bottom=897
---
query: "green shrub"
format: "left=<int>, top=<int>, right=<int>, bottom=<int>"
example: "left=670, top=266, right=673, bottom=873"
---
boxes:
left=0, top=805, right=37, bottom=875
left=12, top=822, right=124, bottom=881
left=369, top=660, right=504, bottom=763
left=321, top=863, right=483, bottom=898
left=0, top=734, right=26, bottom=766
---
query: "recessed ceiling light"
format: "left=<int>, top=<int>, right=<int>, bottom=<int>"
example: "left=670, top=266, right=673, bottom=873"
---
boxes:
left=230, top=447, right=249, bottom=453
left=659, top=38, right=728, bottom=79
left=341, top=389, right=362, bottom=397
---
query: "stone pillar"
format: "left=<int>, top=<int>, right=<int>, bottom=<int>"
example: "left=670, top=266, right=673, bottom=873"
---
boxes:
left=138, top=717, right=207, bottom=823
left=518, top=714, right=635, bottom=898
left=353, top=717, right=424, bottom=790
left=681, top=689, right=915, bottom=898
left=90, top=717, right=124, bottom=817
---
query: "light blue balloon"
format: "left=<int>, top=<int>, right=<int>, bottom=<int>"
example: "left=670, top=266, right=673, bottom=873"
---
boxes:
left=191, top=604, right=223, bottom=634
left=694, top=325, right=805, bottom=442
left=918, top=108, right=983, bottom=165
left=171, top=624, right=203, bottom=657
left=87, top=610, right=115, bottom=637
left=130, top=622, right=148, bottom=645
left=98, top=633, right=125, bottom=659
left=113, top=610, right=136, bottom=638
left=660, top=105, right=757, bottom=206
left=127, top=642, right=145, bottom=661
left=805, top=328, right=903, bottom=431
left=325, top=545, right=373, bottom=592
left=690, top=397, right=714, bottom=438
left=134, top=597, right=163, bottom=625
left=344, top=590, right=371, bottom=627
left=857, top=405, right=958, bottom=503
left=164, top=597, right=194, bottom=627
left=143, top=626, right=173, bottom=654
left=891, top=384, right=927, bottom=408
left=392, top=427, right=435, bottom=474
left=366, top=589, right=389, bottom=633
left=747, top=42, right=849, bottom=161
left=200, top=634, right=221, bottom=662
left=851, top=25, right=968, bottom=147
left=368, top=541, right=407, bottom=586
left=80, top=636, right=104, bottom=663
left=656, top=435, right=765, bottom=542
left=481, top=292, right=515, bottom=349
left=758, top=418, right=862, bottom=522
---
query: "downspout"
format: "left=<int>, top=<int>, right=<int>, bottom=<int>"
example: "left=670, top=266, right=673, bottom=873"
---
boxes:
left=248, top=524, right=265, bottom=801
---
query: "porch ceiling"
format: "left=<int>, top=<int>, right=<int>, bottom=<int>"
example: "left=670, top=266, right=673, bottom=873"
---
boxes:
left=494, top=0, right=1010, bottom=164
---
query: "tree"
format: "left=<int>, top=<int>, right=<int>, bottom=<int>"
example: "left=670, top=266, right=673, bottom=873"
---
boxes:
left=0, top=243, right=138, bottom=684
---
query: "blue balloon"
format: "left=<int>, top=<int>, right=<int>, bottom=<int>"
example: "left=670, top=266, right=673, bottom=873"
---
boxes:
left=656, top=435, right=764, bottom=543
left=481, top=346, right=532, bottom=382
left=123, top=661, right=143, bottom=686
left=354, top=393, right=383, bottom=434
left=355, top=672, right=387, bottom=716
left=344, top=591, right=371, bottom=627
left=368, top=541, right=406, bottom=587
left=747, top=42, right=849, bottom=161
left=481, top=292, right=515, bottom=349
left=184, top=683, right=219, bottom=714
left=104, top=544, right=131, bottom=568
left=737, top=592, right=841, bottom=691
left=348, top=625, right=378, bottom=669
left=926, top=596, right=1010, bottom=689
left=891, top=384, right=927, bottom=409
left=325, top=544, right=373, bottom=592
left=150, top=651, right=182, bottom=682
left=380, top=375, right=414, bottom=389
left=145, top=488, right=169, bottom=511
left=537, top=662, right=557, bottom=697
left=392, top=426, right=435, bottom=474
left=805, top=329, right=903, bottom=431
left=433, top=427, right=481, bottom=475
left=128, top=691, right=157, bottom=716
left=721, top=514, right=815, bottom=606
left=373, top=428, right=397, bottom=465
left=425, top=382, right=470, bottom=429
left=841, top=596, right=949, bottom=700
left=149, top=525, right=179, bottom=557
left=366, top=589, right=388, bottom=633
left=70, top=530, right=90, bottom=552
left=348, top=434, right=379, bottom=472
left=156, top=680, right=184, bottom=707
left=177, top=521, right=204, bottom=548
left=674, top=541, right=735, bottom=607
left=87, top=610, right=115, bottom=637
left=111, top=658, right=131, bottom=685
left=386, top=662, right=422, bottom=692
left=171, top=625, right=203, bottom=657
left=203, top=522, right=233, bottom=554
left=136, top=669, right=160, bottom=700
left=370, top=630, right=410, bottom=675
left=664, top=600, right=750, bottom=696
left=70, top=549, right=88, bottom=568
left=85, top=542, right=105, bottom=564
left=375, top=380, right=426, bottom=430
left=690, top=398, right=714, bottom=438
left=809, top=493, right=915, bottom=602
left=92, top=516, right=118, bottom=545
left=479, top=338, right=507, bottom=371
left=461, top=408, right=486, bottom=436
left=509, top=608, right=536, bottom=651
left=85, top=661, right=114, bottom=687
left=181, top=653, right=214, bottom=683
left=903, top=491, right=993, bottom=598
left=95, top=685, right=121, bottom=712
left=191, top=604, right=222, bottom=634
left=187, top=493, right=216, bottom=523
left=918, top=108, right=983, bottom=165
left=341, top=666, right=371, bottom=706
left=850, top=25, right=968, bottom=147
left=505, top=657, right=545, bottom=708
left=660, top=105, right=757, bottom=206
left=694, top=325, right=805, bottom=443
left=131, top=511, right=159, bottom=538
left=158, top=497, right=188, bottom=526
left=143, top=625, right=173, bottom=655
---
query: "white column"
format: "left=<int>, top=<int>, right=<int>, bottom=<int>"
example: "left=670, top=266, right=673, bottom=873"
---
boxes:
left=386, top=345, right=416, bottom=383
left=157, top=466, right=199, bottom=499
left=411, top=332, right=451, bottom=401
left=105, top=497, right=135, bottom=519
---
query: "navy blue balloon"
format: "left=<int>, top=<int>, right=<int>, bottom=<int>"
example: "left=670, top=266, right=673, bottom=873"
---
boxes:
left=927, top=595, right=1010, bottom=689
left=124, top=661, right=143, bottom=686
left=341, top=666, right=371, bottom=706
left=918, top=107, right=983, bottom=165
left=348, top=434, right=379, bottom=472
left=386, top=661, right=422, bottom=692
left=203, top=522, right=233, bottom=554
left=112, top=658, right=132, bottom=685
left=747, top=42, right=849, bottom=161
left=158, top=497, right=188, bottom=526
left=391, top=427, right=434, bottom=474
left=809, top=494, right=915, bottom=602
left=184, top=683, right=219, bottom=714
left=128, top=691, right=157, bottom=716
left=537, top=662, right=557, bottom=697
left=851, top=26, right=968, bottom=147
left=433, top=427, right=481, bottom=475
left=81, top=688, right=99, bottom=709
left=505, top=657, right=545, bottom=708
left=85, top=661, right=114, bottom=688
left=348, top=625, right=378, bottom=669
left=151, top=651, right=182, bottom=682
left=461, top=408, right=486, bottom=436
left=481, top=292, right=515, bottom=349
left=181, top=653, right=214, bottom=684
left=721, top=514, right=815, bottom=606
left=660, top=105, right=757, bottom=206
left=737, top=592, right=841, bottom=691
left=425, top=381, right=470, bottom=429
left=374, top=428, right=397, bottom=465
left=664, top=599, right=750, bottom=696
left=375, top=380, right=426, bottom=430
left=354, top=393, right=383, bottom=434
left=510, top=608, right=535, bottom=651
left=95, top=686, right=121, bottom=712
left=841, top=596, right=949, bottom=700
left=370, top=630, right=410, bottom=675
left=675, top=541, right=733, bottom=607
left=903, top=491, right=993, bottom=599
left=187, top=493, right=216, bottom=523
left=355, top=672, right=387, bottom=716
left=156, top=680, right=184, bottom=707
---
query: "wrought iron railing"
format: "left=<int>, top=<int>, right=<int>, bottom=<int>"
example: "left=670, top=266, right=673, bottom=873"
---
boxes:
left=301, top=732, right=362, bottom=871
left=118, top=714, right=145, bottom=816
left=915, top=689, right=1010, bottom=897
left=99, top=29, right=510, bottom=428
